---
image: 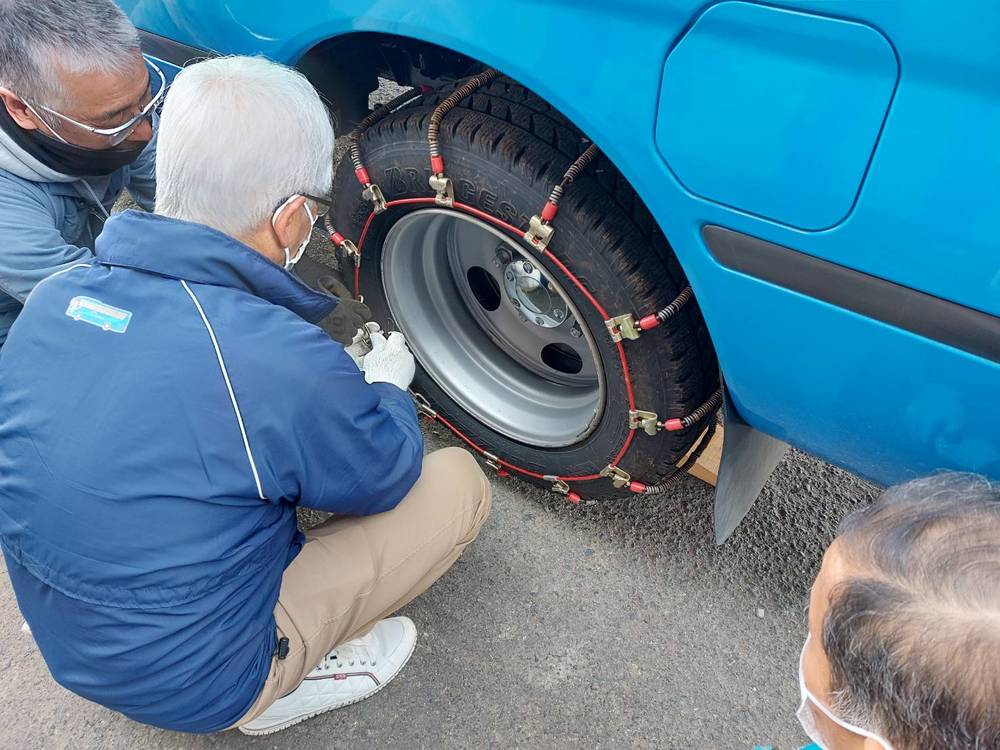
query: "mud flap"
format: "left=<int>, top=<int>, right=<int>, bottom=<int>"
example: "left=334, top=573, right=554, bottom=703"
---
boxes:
left=714, top=386, right=788, bottom=544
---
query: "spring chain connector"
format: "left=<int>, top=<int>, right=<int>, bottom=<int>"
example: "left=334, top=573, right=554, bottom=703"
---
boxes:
left=524, top=201, right=558, bottom=250
left=482, top=451, right=508, bottom=476
left=429, top=169, right=455, bottom=207
left=410, top=392, right=438, bottom=420
left=628, top=409, right=661, bottom=436
left=601, top=465, right=648, bottom=494
left=544, top=475, right=581, bottom=504
left=605, top=313, right=641, bottom=342
left=600, top=464, right=632, bottom=489
left=361, top=182, right=387, bottom=213
left=329, top=231, right=361, bottom=266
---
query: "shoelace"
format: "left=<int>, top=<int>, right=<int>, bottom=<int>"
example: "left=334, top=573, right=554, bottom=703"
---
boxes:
left=316, top=630, right=379, bottom=671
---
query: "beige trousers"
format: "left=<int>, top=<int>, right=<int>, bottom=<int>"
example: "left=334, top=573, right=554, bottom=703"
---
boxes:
left=232, top=446, right=492, bottom=728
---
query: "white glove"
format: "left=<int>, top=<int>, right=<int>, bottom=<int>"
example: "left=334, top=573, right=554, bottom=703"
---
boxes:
left=362, top=331, right=416, bottom=390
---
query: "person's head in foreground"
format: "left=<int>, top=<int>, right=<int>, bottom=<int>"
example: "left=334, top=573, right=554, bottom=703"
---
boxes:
left=0, top=55, right=491, bottom=736
left=0, top=0, right=158, bottom=173
left=801, top=473, right=1000, bottom=750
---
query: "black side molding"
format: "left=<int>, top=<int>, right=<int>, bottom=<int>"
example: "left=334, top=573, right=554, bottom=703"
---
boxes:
left=138, top=29, right=212, bottom=68
left=703, top=225, right=1000, bottom=365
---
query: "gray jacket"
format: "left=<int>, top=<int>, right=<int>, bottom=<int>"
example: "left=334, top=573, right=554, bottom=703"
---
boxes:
left=0, top=126, right=156, bottom=347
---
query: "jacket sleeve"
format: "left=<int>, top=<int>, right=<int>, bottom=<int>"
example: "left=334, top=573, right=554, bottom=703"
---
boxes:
left=0, top=182, right=92, bottom=303
left=283, top=336, right=424, bottom=516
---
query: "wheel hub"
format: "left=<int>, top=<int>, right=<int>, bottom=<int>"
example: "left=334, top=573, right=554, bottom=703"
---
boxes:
left=502, top=259, right=568, bottom=329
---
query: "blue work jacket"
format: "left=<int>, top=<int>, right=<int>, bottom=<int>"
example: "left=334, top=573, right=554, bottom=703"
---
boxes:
left=0, top=210, right=423, bottom=732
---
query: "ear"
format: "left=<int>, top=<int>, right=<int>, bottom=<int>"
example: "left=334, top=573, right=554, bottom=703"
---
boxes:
left=0, top=89, right=41, bottom=130
left=271, top=195, right=310, bottom=249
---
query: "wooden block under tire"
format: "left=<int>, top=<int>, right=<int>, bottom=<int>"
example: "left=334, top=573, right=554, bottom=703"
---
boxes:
left=685, top=425, right=724, bottom=486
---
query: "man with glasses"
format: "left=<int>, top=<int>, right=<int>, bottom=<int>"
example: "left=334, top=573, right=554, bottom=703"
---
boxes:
left=0, top=55, right=491, bottom=734
left=0, top=0, right=165, bottom=349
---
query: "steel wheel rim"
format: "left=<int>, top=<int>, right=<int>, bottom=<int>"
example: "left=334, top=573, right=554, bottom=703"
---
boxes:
left=381, top=208, right=605, bottom=447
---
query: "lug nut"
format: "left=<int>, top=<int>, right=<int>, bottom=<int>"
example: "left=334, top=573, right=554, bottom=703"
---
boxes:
left=505, top=271, right=515, bottom=282
left=534, top=317, right=544, bottom=325
left=570, top=325, right=582, bottom=338
left=496, top=246, right=512, bottom=264
left=511, top=299, right=521, bottom=307
left=522, top=261, right=533, bottom=274
left=553, top=309, right=565, bottom=321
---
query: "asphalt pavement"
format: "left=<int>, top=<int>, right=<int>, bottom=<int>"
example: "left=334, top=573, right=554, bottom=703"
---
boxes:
left=0, top=423, right=879, bottom=750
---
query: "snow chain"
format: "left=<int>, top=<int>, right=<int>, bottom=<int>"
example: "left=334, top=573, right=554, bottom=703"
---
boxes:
left=325, top=73, right=721, bottom=504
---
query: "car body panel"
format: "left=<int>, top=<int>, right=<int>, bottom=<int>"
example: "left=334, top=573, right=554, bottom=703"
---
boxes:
left=657, top=2, right=899, bottom=230
left=119, top=0, right=1000, bottom=484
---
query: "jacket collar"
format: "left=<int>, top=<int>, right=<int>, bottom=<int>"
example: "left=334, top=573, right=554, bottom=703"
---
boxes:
left=0, top=106, right=76, bottom=183
left=95, top=210, right=337, bottom=324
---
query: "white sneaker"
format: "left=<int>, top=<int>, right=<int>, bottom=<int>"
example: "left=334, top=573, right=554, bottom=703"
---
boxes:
left=239, top=616, right=417, bottom=736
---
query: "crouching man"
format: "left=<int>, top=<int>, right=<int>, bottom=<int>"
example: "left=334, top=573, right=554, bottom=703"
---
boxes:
left=0, top=56, right=491, bottom=735
left=798, top=473, right=1000, bottom=749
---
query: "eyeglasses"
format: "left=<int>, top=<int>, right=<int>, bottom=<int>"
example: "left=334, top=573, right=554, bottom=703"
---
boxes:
left=31, top=59, right=166, bottom=146
left=302, top=193, right=332, bottom=218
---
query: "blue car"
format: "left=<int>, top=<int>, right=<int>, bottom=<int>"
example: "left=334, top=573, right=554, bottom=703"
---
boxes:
left=119, top=0, right=1000, bottom=539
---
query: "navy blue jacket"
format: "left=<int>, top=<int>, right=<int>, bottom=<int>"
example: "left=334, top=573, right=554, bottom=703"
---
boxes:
left=0, top=211, right=423, bottom=732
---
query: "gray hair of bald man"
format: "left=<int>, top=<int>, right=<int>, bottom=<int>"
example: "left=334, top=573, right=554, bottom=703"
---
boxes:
left=155, top=55, right=335, bottom=239
left=824, top=473, right=1000, bottom=749
left=0, top=0, right=140, bottom=106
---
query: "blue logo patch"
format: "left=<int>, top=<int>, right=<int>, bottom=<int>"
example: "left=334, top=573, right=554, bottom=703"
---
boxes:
left=65, top=296, right=132, bottom=334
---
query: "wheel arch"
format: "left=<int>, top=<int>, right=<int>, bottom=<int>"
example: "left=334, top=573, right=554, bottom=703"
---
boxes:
left=292, top=28, right=719, bottom=361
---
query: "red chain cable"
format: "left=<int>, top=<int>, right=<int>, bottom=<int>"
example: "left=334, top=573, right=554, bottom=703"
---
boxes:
left=345, top=197, right=637, bottom=485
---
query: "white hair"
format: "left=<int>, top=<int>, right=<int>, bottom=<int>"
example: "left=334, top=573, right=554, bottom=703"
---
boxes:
left=0, top=0, right=140, bottom=106
left=155, top=56, right=335, bottom=238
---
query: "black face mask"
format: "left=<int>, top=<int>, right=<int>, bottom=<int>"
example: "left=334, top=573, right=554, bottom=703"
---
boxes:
left=0, top=101, right=148, bottom=178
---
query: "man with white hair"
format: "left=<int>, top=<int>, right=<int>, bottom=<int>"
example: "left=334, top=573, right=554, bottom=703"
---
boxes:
left=0, top=55, right=492, bottom=735
left=0, top=0, right=162, bottom=348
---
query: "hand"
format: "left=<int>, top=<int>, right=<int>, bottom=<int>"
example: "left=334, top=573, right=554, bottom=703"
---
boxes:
left=344, top=329, right=369, bottom=370
left=343, top=322, right=382, bottom=370
left=362, top=331, right=416, bottom=390
left=317, top=275, right=372, bottom=345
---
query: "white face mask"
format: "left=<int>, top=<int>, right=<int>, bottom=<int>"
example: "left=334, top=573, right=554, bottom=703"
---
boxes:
left=272, top=195, right=316, bottom=271
left=797, top=636, right=894, bottom=750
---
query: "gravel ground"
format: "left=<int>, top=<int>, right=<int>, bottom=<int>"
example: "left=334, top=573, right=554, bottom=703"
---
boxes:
left=1, top=81, right=880, bottom=749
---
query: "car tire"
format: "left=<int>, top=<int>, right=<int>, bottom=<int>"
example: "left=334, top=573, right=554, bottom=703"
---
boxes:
left=329, top=78, right=718, bottom=498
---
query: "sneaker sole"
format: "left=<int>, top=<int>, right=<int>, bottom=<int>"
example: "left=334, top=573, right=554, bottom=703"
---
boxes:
left=238, top=619, right=418, bottom=736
